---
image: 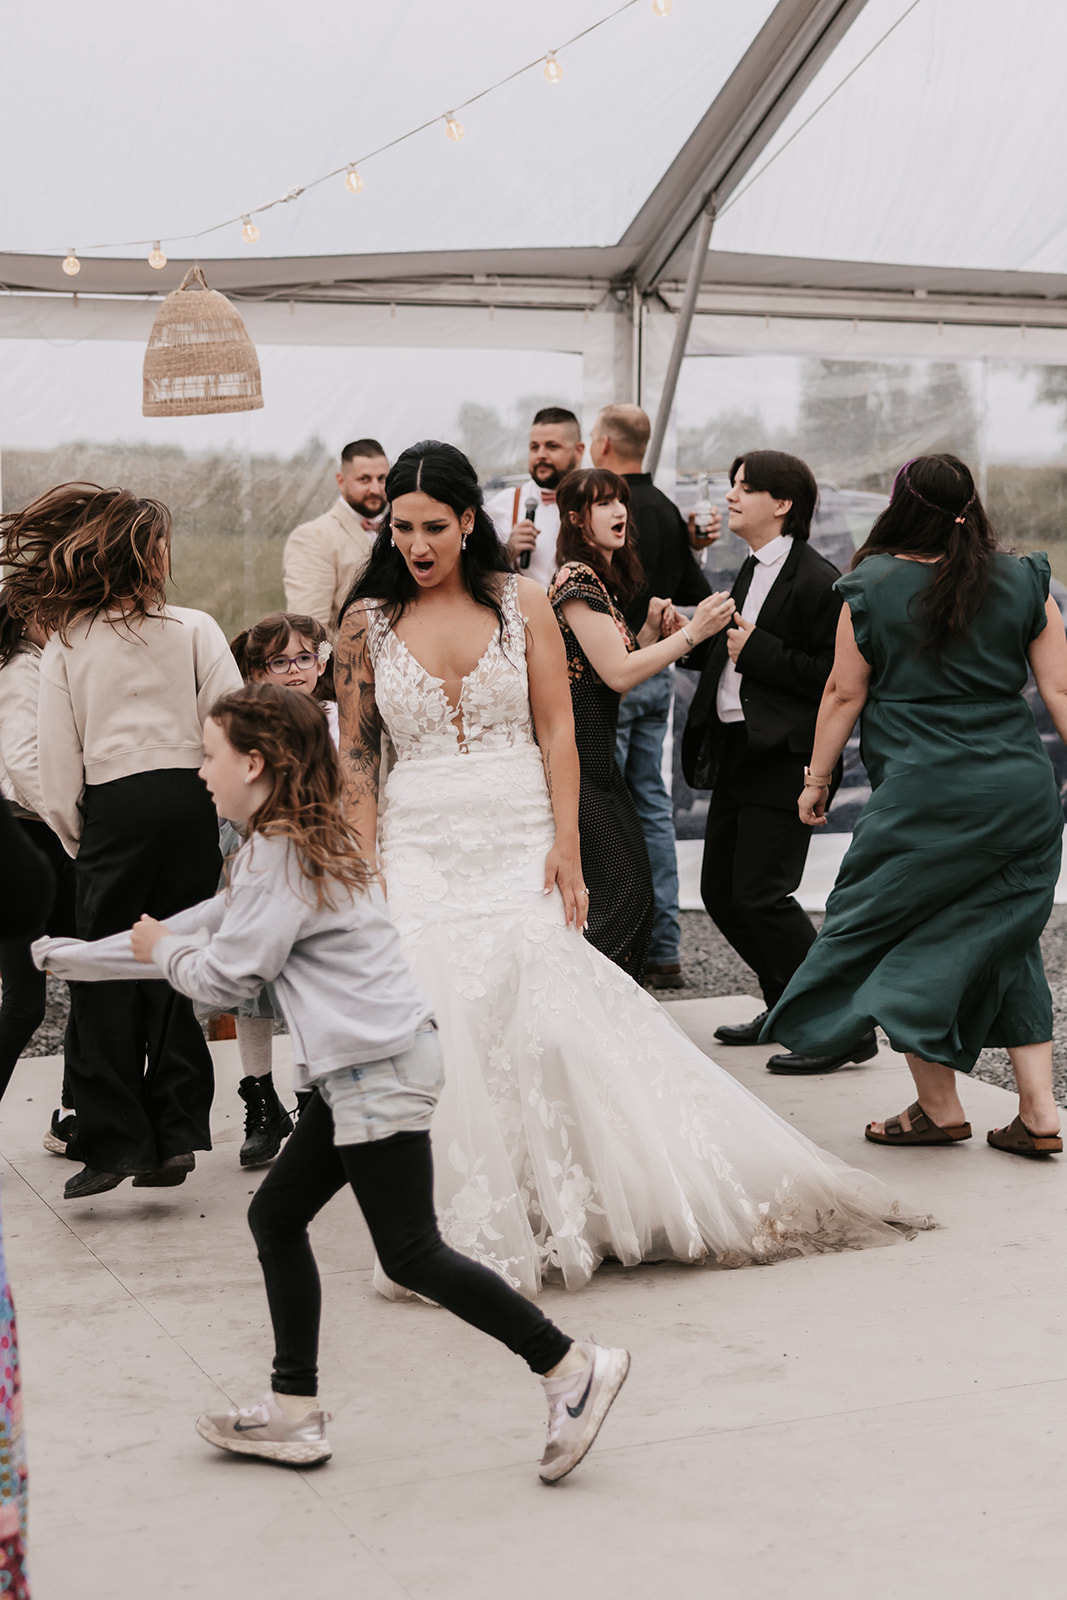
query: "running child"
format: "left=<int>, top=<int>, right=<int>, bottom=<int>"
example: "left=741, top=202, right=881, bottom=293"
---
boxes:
left=219, top=612, right=336, bottom=1166
left=34, top=682, right=629, bottom=1481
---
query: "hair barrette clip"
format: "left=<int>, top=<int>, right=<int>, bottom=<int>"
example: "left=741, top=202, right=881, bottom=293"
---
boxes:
left=316, top=640, right=332, bottom=665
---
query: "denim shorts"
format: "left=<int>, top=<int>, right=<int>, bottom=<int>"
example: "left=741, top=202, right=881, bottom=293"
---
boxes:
left=317, top=1021, right=443, bottom=1146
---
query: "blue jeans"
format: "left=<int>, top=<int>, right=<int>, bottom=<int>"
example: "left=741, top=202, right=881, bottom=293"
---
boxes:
left=317, top=1022, right=443, bottom=1144
left=615, top=667, right=680, bottom=964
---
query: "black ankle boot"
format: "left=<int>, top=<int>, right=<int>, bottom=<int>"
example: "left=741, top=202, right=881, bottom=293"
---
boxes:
left=238, top=1075, right=294, bottom=1168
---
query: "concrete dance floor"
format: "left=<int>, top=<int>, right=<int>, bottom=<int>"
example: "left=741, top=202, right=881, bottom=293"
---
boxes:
left=6, top=998, right=1067, bottom=1600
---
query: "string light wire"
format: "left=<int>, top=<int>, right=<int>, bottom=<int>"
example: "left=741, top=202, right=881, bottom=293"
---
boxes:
left=715, top=0, right=926, bottom=223
left=48, top=0, right=648, bottom=261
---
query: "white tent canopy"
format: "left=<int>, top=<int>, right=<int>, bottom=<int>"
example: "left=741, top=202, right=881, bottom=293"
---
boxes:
left=1, top=0, right=1065, bottom=461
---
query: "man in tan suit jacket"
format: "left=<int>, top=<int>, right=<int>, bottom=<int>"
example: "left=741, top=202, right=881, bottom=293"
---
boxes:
left=283, top=438, right=389, bottom=635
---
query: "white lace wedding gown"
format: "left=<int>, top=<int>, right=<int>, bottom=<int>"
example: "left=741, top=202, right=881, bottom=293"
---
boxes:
left=366, top=578, right=931, bottom=1297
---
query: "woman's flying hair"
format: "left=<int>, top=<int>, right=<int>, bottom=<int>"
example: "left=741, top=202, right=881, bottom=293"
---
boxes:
left=0, top=482, right=171, bottom=643
left=230, top=612, right=334, bottom=701
left=209, top=682, right=371, bottom=907
left=0, top=591, right=26, bottom=671
left=554, top=468, right=646, bottom=606
left=342, top=439, right=513, bottom=639
left=853, top=453, right=998, bottom=655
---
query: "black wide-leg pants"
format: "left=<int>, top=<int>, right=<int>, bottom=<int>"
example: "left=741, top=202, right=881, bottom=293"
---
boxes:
left=700, top=726, right=818, bottom=1008
left=65, top=769, right=220, bottom=1174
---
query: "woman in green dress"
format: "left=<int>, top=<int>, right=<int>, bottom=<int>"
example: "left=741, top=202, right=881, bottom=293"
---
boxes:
left=764, top=453, right=1067, bottom=1157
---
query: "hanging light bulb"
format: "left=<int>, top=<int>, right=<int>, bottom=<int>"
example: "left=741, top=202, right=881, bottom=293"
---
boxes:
left=652, top=0, right=673, bottom=13
left=444, top=113, right=464, bottom=143
left=241, top=215, right=260, bottom=245
left=62, top=248, right=80, bottom=277
left=543, top=53, right=563, bottom=84
left=344, top=167, right=364, bottom=194
left=148, top=241, right=167, bottom=270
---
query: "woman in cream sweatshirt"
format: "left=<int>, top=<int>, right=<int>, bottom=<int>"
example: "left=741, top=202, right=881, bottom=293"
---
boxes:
left=2, top=482, right=241, bottom=1198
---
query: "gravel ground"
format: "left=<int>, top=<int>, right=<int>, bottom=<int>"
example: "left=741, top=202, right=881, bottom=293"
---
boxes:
left=23, top=907, right=1067, bottom=1105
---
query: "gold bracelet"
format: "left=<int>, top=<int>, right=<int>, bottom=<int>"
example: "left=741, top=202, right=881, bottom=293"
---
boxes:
left=803, top=766, right=833, bottom=787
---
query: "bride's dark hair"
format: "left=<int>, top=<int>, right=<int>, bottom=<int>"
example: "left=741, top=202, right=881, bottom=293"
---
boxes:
left=343, top=440, right=513, bottom=638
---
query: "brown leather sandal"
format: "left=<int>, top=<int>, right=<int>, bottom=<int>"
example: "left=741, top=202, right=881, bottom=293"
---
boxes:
left=986, top=1115, right=1062, bottom=1158
left=865, top=1100, right=972, bottom=1146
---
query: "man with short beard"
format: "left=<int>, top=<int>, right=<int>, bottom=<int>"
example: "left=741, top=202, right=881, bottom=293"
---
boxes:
left=487, top=407, right=584, bottom=592
left=284, top=438, right=389, bottom=636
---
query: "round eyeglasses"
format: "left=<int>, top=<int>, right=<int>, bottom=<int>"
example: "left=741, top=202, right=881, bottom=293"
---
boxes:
left=266, top=651, right=318, bottom=675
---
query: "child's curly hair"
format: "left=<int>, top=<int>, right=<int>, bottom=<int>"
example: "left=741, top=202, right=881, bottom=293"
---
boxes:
left=209, top=682, right=369, bottom=906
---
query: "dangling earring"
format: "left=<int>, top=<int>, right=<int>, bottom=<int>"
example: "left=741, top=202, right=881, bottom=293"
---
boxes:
left=461, top=524, right=471, bottom=550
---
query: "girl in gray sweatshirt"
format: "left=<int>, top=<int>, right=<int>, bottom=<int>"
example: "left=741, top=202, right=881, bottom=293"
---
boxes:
left=35, top=681, right=629, bottom=1483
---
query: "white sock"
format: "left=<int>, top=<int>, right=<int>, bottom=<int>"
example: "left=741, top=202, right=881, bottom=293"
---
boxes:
left=546, top=1343, right=588, bottom=1381
left=236, top=1015, right=274, bottom=1079
left=275, top=1392, right=317, bottom=1420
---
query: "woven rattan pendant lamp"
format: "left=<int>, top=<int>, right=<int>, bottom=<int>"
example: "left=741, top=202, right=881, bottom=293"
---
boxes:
left=143, top=264, right=263, bottom=416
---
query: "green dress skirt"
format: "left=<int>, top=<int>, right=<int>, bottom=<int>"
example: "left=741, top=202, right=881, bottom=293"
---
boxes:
left=764, top=551, right=1062, bottom=1072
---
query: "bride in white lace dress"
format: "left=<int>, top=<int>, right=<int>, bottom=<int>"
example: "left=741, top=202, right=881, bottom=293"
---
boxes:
left=335, top=441, right=931, bottom=1297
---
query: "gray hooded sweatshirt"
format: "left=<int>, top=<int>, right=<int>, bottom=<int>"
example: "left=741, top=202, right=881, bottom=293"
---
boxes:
left=34, top=833, right=431, bottom=1087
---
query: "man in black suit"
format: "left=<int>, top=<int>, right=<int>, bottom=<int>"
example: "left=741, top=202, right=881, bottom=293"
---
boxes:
left=681, top=450, right=875, bottom=1074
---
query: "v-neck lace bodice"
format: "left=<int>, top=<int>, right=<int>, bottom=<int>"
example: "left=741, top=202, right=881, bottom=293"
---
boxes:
left=365, top=576, right=536, bottom=760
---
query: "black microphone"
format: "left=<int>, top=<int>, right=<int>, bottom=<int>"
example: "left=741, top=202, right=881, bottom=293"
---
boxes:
left=518, top=494, right=538, bottom=570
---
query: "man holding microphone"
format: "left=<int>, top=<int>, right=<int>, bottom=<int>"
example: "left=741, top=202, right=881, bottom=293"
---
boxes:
left=487, top=407, right=584, bottom=591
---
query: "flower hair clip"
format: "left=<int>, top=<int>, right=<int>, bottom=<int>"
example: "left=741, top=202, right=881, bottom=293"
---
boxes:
left=316, top=640, right=332, bottom=666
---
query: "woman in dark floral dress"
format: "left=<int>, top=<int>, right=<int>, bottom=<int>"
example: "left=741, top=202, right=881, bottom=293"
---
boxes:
left=550, top=469, right=727, bottom=977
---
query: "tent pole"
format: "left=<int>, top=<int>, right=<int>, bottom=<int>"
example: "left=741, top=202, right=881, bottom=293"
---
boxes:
left=646, top=199, right=716, bottom=478
left=631, top=282, right=643, bottom=406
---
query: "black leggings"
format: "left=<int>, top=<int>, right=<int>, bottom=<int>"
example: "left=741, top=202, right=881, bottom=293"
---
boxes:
left=248, top=1089, right=572, bottom=1394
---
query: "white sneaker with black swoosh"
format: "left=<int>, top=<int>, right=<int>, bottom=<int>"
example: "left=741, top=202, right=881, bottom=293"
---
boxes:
left=195, top=1391, right=331, bottom=1466
left=538, top=1340, right=630, bottom=1483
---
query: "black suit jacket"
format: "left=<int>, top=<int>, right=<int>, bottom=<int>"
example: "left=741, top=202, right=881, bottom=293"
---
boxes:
left=621, top=474, right=710, bottom=634
left=681, top=538, right=842, bottom=806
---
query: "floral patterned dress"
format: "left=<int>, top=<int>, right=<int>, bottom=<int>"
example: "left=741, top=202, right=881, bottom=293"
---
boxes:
left=0, top=1197, right=28, bottom=1598
left=548, top=561, right=653, bottom=978
left=363, top=576, right=932, bottom=1297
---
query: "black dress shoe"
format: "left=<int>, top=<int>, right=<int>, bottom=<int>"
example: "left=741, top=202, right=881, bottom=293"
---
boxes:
left=765, top=1031, right=878, bottom=1075
left=63, top=1166, right=129, bottom=1200
left=713, top=1010, right=770, bottom=1046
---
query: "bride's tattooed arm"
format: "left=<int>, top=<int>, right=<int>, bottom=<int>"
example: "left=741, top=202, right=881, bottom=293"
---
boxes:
left=334, top=603, right=383, bottom=864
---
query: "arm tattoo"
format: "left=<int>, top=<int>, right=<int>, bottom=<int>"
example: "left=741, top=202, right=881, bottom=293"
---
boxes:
left=544, top=749, right=554, bottom=799
left=335, top=612, right=382, bottom=816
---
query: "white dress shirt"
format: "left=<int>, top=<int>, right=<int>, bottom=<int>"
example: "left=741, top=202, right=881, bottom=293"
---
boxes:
left=716, top=534, right=793, bottom=724
left=486, top=479, right=560, bottom=593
